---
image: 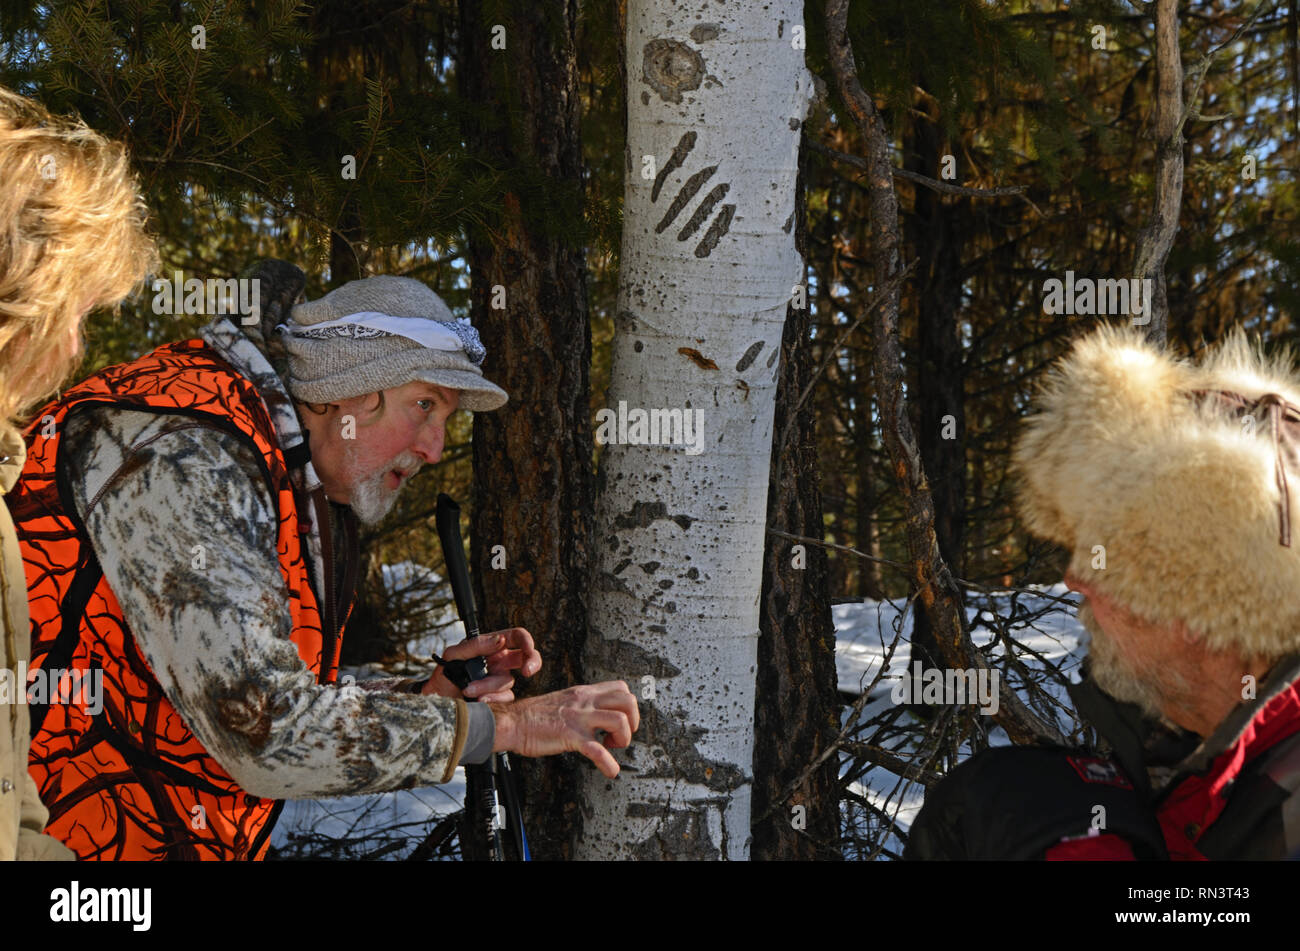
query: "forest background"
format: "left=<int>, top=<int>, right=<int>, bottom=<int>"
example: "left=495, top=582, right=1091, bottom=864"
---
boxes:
left=2, top=0, right=1295, bottom=860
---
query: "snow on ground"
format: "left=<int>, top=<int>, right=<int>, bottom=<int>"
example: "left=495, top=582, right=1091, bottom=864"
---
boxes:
left=273, top=571, right=1090, bottom=859
left=270, top=773, right=467, bottom=860
left=835, top=582, right=1086, bottom=697
left=837, top=582, right=1089, bottom=855
left=272, top=562, right=468, bottom=859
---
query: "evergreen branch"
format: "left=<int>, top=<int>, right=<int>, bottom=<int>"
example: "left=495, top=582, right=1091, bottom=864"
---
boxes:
left=137, top=155, right=273, bottom=189
left=1182, top=0, right=1276, bottom=133
left=136, top=155, right=366, bottom=273
left=809, top=140, right=1028, bottom=198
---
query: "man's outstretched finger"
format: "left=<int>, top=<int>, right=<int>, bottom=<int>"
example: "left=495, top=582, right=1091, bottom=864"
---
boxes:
left=486, top=628, right=541, bottom=677
left=594, top=681, right=640, bottom=733
left=486, top=648, right=535, bottom=676
left=580, top=739, right=621, bottom=779
left=586, top=709, right=633, bottom=749
left=443, top=632, right=505, bottom=661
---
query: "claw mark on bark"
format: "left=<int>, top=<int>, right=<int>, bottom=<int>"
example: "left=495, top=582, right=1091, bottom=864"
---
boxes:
left=736, top=341, right=764, bottom=372
left=642, top=39, right=705, bottom=104
left=677, top=347, right=719, bottom=371
left=630, top=808, right=719, bottom=861
left=585, top=632, right=681, bottom=682
left=651, top=132, right=698, bottom=204
left=657, top=165, right=717, bottom=234
left=596, top=571, right=634, bottom=595
left=695, top=204, right=735, bottom=257
left=619, top=704, right=749, bottom=858
left=677, top=182, right=729, bottom=241
left=614, top=500, right=695, bottom=531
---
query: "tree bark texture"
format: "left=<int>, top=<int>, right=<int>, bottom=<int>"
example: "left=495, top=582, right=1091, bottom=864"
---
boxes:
left=752, top=138, right=841, bottom=861
left=904, top=108, right=967, bottom=674
left=457, top=0, right=595, bottom=860
left=575, top=0, right=813, bottom=859
left=1133, top=0, right=1185, bottom=347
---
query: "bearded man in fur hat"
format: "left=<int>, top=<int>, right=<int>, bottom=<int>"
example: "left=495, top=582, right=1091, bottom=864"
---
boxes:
left=906, top=325, right=1300, bottom=861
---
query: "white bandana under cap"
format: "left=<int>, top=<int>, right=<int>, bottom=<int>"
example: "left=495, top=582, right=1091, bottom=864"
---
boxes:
left=277, top=311, right=487, bottom=366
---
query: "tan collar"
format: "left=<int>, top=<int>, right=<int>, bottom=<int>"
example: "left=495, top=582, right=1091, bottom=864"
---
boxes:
left=0, top=423, right=27, bottom=496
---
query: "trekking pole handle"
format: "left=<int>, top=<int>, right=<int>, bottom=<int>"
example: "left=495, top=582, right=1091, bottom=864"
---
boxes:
left=433, top=493, right=526, bottom=861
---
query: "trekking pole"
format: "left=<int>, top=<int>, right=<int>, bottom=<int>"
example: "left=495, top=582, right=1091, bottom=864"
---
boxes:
left=433, top=493, right=531, bottom=862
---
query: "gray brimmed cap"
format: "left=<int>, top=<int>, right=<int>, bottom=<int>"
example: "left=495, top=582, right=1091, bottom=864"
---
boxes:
left=279, top=275, right=508, bottom=411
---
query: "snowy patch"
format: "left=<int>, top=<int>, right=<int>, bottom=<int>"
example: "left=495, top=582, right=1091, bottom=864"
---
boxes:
left=835, top=582, right=1089, bottom=858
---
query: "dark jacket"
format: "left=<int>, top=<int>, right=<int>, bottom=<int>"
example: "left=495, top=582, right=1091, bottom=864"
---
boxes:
left=905, top=656, right=1300, bottom=860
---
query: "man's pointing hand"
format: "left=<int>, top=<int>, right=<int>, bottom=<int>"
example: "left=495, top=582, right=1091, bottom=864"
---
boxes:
left=489, top=681, right=641, bottom=779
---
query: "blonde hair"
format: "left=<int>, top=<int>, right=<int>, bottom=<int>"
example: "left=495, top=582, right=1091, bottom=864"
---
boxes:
left=0, top=86, right=157, bottom=428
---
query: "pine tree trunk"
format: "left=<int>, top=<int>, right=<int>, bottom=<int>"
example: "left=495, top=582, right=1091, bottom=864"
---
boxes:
left=457, top=0, right=595, bottom=861
left=854, top=375, right=885, bottom=601
left=904, top=110, right=966, bottom=674
left=574, top=0, right=813, bottom=860
left=1133, top=0, right=1184, bottom=347
left=751, top=139, right=841, bottom=861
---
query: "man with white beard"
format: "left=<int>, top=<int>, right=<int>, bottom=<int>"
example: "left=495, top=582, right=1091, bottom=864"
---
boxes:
left=906, top=325, right=1300, bottom=861
left=13, top=264, right=637, bottom=860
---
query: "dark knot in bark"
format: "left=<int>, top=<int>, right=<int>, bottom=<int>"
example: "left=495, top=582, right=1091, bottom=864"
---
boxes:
left=642, top=39, right=705, bottom=104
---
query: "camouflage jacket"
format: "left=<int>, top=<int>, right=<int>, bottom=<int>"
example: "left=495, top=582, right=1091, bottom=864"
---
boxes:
left=58, top=317, right=482, bottom=799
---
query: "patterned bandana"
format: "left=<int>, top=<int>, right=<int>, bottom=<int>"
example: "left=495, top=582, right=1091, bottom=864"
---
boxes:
left=277, top=311, right=487, bottom=366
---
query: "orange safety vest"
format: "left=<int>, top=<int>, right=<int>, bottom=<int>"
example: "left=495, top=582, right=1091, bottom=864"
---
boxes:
left=7, top=338, right=355, bottom=860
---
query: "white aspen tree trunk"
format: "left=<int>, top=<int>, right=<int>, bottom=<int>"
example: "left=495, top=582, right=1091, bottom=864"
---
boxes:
left=574, top=0, right=812, bottom=860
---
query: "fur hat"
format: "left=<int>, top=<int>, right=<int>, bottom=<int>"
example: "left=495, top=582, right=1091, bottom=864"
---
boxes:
left=1014, top=324, right=1300, bottom=660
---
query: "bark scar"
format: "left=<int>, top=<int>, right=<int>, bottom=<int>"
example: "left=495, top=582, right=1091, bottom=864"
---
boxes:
left=678, top=347, right=719, bottom=371
left=736, top=341, right=764, bottom=372
left=695, top=204, right=736, bottom=257
left=651, top=132, right=698, bottom=204
left=614, top=500, right=696, bottom=532
left=642, top=39, right=705, bottom=104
